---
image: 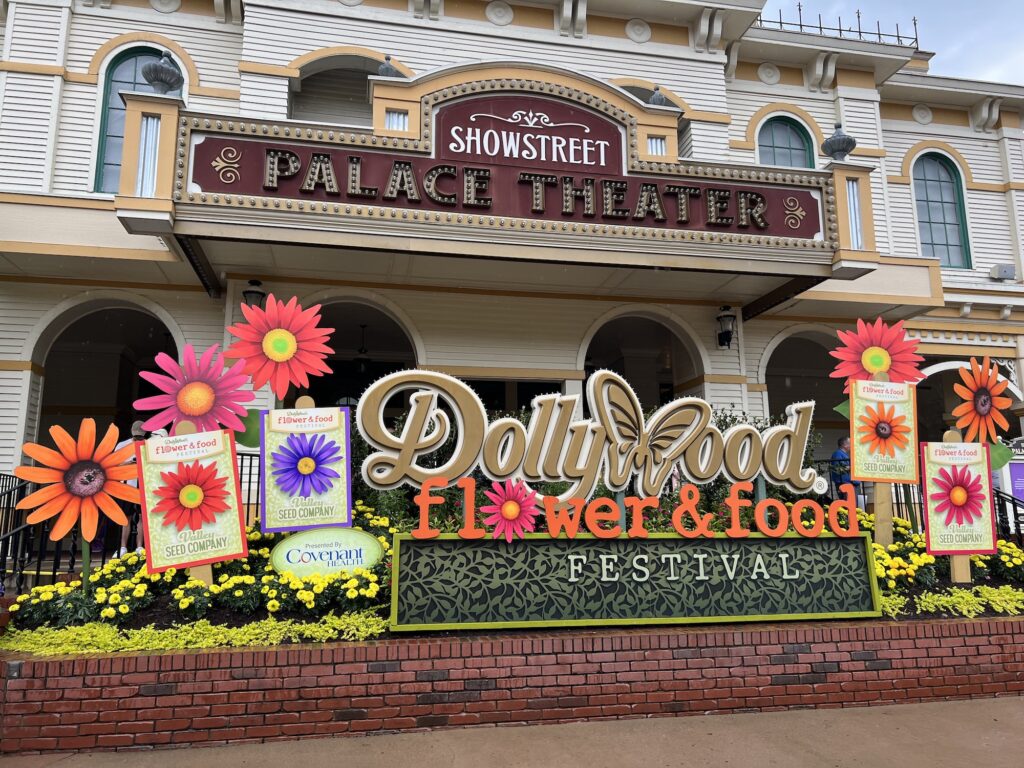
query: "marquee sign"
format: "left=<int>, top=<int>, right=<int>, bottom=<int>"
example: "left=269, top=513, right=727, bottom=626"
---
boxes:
left=185, top=93, right=827, bottom=244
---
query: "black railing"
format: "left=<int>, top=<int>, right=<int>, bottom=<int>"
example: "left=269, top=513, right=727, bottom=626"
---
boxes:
left=3, top=453, right=1022, bottom=595
left=0, top=452, right=263, bottom=597
left=754, top=6, right=919, bottom=48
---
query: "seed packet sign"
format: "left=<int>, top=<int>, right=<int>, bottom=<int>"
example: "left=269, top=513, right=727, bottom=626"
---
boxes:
left=921, top=442, right=997, bottom=555
left=136, top=430, right=248, bottom=573
left=850, top=379, right=918, bottom=483
left=260, top=406, right=352, bottom=532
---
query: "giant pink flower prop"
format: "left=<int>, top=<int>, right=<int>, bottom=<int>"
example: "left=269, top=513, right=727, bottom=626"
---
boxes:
left=134, top=344, right=255, bottom=433
left=930, top=465, right=986, bottom=527
left=481, top=480, right=539, bottom=543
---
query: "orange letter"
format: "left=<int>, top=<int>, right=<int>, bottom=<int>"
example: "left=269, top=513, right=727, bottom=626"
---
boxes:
left=456, top=477, right=484, bottom=539
left=624, top=496, right=657, bottom=538
left=754, top=499, right=789, bottom=537
left=544, top=496, right=586, bottom=538
left=827, top=484, right=861, bottom=537
left=585, top=497, right=622, bottom=539
left=671, top=484, right=714, bottom=538
left=411, top=477, right=446, bottom=539
left=791, top=498, right=824, bottom=537
left=724, top=481, right=753, bottom=538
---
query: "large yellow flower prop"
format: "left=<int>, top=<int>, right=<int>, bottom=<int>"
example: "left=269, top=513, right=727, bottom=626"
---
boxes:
left=952, top=356, right=1012, bottom=443
left=14, top=419, right=141, bottom=542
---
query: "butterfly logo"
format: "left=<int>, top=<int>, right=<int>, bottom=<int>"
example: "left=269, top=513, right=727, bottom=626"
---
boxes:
left=587, top=370, right=711, bottom=497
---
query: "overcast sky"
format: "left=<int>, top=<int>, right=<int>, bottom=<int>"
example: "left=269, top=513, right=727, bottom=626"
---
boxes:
left=760, top=1, right=1022, bottom=84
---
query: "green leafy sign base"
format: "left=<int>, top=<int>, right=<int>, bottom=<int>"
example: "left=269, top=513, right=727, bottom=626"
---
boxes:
left=391, top=534, right=881, bottom=631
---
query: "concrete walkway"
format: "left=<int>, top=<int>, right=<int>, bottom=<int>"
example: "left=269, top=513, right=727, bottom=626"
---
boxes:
left=3, top=698, right=1021, bottom=768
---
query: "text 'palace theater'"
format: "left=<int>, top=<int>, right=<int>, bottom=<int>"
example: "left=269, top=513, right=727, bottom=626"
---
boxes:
left=1, top=0, right=1023, bottom=473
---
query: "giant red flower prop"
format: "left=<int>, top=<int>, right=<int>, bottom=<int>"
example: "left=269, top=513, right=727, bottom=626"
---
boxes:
left=133, top=344, right=254, bottom=434
left=930, top=465, right=986, bottom=526
left=225, top=295, right=334, bottom=399
left=14, top=420, right=139, bottom=541
left=952, top=357, right=1012, bottom=443
left=856, top=402, right=911, bottom=458
left=152, top=460, right=231, bottom=531
left=481, top=480, right=539, bottom=542
left=830, top=318, right=923, bottom=392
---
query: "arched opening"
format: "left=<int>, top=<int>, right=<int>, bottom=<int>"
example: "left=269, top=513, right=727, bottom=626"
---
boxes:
left=584, top=316, right=701, bottom=411
left=619, top=84, right=691, bottom=158
left=764, top=332, right=845, bottom=460
left=38, top=307, right=177, bottom=440
left=289, top=55, right=383, bottom=126
left=296, top=301, right=417, bottom=408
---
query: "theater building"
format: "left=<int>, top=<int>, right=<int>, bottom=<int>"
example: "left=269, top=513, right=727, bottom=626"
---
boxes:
left=1, top=0, right=1023, bottom=473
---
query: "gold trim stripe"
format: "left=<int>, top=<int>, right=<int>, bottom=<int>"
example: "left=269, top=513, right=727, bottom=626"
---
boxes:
left=0, top=360, right=44, bottom=376
left=916, top=343, right=1017, bottom=357
left=0, top=241, right=177, bottom=262
left=426, top=365, right=585, bottom=381
left=227, top=273, right=740, bottom=308
left=0, top=193, right=114, bottom=210
left=0, top=274, right=204, bottom=292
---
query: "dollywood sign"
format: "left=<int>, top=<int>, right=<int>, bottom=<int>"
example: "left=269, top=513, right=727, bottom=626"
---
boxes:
left=356, top=371, right=880, bottom=631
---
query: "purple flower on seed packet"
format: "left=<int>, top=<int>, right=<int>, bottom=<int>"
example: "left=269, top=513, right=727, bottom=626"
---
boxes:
left=270, top=432, right=342, bottom=498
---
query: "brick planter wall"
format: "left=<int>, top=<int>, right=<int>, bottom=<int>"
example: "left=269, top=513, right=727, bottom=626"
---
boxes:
left=2, top=618, right=1024, bottom=755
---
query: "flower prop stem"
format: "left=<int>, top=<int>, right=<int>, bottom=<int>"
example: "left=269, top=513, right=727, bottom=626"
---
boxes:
left=80, top=538, right=91, bottom=597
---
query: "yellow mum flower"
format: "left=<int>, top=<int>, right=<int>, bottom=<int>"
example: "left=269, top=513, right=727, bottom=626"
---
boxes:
left=267, top=600, right=280, bottom=612
left=118, top=604, right=129, bottom=615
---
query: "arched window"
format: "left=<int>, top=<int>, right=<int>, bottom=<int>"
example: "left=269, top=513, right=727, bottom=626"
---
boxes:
left=913, top=153, right=971, bottom=268
left=95, top=47, right=165, bottom=194
left=757, top=116, right=814, bottom=168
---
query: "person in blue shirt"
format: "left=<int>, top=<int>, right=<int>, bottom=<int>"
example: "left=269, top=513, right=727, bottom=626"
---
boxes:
left=829, top=436, right=861, bottom=499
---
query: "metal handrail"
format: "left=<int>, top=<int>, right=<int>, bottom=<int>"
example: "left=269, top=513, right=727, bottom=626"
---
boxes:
left=753, top=6, right=919, bottom=48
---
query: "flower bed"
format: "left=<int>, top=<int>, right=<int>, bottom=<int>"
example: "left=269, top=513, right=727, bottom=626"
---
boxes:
left=3, top=504, right=1024, bottom=655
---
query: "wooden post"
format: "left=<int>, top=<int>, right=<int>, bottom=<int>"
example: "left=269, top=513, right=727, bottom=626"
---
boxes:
left=295, top=395, right=316, bottom=409
left=872, top=483, right=894, bottom=547
left=943, top=428, right=973, bottom=584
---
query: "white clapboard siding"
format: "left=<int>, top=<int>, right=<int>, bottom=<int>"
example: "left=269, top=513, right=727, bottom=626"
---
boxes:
left=240, top=4, right=729, bottom=114
left=0, top=370, right=31, bottom=472
left=883, top=126, right=1007, bottom=184
left=0, top=72, right=56, bottom=191
left=51, top=82, right=97, bottom=194
left=240, top=73, right=289, bottom=120
left=882, top=125, right=1017, bottom=287
left=8, top=1, right=64, bottom=63
left=65, top=11, right=242, bottom=92
left=290, top=69, right=373, bottom=126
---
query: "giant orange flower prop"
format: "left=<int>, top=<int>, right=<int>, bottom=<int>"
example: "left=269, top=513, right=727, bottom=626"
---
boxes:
left=14, top=420, right=140, bottom=542
left=225, top=294, right=334, bottom=399
left=952, top=357, right=1012, bottom=443
left=830, top=318, right=923, bottom=392
left=856, top=402, right=911, bottom=458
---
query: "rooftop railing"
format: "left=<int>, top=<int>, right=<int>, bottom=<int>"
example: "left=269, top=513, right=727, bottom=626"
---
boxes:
left=754, top=5, right=919, bottom=48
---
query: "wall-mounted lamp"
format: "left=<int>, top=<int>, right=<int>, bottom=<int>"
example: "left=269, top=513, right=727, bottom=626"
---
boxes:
left=241, top=279, right=267, bottom=309
left=716, top=306, right=737, bottom=349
